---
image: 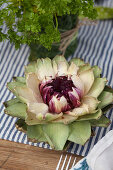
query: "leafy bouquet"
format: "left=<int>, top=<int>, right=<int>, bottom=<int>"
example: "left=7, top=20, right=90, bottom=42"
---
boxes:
left=1, top=1, right=113, bottom=60
left=0, top=0, right=97, bottom=48
left=0, top=0, right=98, bottom=60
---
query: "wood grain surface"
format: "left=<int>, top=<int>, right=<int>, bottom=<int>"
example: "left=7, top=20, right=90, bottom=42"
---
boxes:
left=0, top=139, right=83, bottom=170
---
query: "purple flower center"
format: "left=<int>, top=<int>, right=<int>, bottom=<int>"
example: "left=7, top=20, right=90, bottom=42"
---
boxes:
left=39, top=76, right=81, bottom=113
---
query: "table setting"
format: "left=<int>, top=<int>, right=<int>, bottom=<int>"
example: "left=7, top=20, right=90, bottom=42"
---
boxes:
left=0, top=0, right=113, bottom=169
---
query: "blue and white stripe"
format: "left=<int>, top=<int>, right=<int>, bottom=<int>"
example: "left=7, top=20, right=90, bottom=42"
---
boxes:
left=68, top=0, right=113, bottom=156
left=0, top=0, right=113, bottom=156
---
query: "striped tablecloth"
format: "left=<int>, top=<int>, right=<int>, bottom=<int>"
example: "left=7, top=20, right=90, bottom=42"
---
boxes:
left=0, top=0, right=113, bottom=157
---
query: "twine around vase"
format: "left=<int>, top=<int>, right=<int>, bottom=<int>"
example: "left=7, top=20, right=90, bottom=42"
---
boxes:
left=59, top=18, right=98, bottom=55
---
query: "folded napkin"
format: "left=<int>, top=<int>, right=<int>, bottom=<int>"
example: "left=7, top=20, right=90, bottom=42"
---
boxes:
left=87, top=130, right=113, bottom=170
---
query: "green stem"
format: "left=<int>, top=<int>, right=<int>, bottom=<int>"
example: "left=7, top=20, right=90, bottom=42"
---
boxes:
left=55, top=14, right=58, bottom=29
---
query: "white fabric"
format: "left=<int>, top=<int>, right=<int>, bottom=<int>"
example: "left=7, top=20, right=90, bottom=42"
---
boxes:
left=87, top=130, right=113, bottom=170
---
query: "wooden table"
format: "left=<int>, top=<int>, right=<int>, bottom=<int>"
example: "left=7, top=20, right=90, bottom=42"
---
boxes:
left=0, top=139, right=82, bottom=170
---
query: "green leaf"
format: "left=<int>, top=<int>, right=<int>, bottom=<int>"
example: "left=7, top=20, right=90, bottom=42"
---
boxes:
left=26, top=109, right=63, bottom=125
left=98, top=91, right=113, bottom=109
left=92, top=66, right=101, bottom=78
left=25, top=62, right=37, bottom=74
left=77, top=109, right=102, bottom=121
left=7, top=81, right=26, bottom=90
left=7, top=81, right=26, bottom=96
left=87, top=78, right=107, bottom=98
left=90, top=115, right=111, bottom=127
left=68, top=121, right=91, bottom=145
left=37, top=57, right=55, bottom=80
left=27, top=125, right=47, bottom=142
left=4, top=98, right=20, bottom=107
left=7, top=82, right=28, bottom=103
left=101, top=86, right=113, bottom=112
left=43, top=123, right=69, bottom=150
left=78, top=64, right=91, bottom=73
left=4, top=103, right=27, bottom=120
left=79, top=69, right=94, bottom=95
left=13, top=77, right=26, bottom=84
left=52, top=114, right=77, bottom=124
left=70, top=58, right=85, bottom=66
left=52, top=55, right=68, bottom=66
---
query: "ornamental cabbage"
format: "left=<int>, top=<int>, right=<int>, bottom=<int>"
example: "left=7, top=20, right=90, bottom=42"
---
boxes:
left=4, top=55, right=113, bottom=150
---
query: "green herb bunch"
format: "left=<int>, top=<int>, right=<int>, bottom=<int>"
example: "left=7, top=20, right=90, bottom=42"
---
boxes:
left=0, top=0, right=97, bottom=49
